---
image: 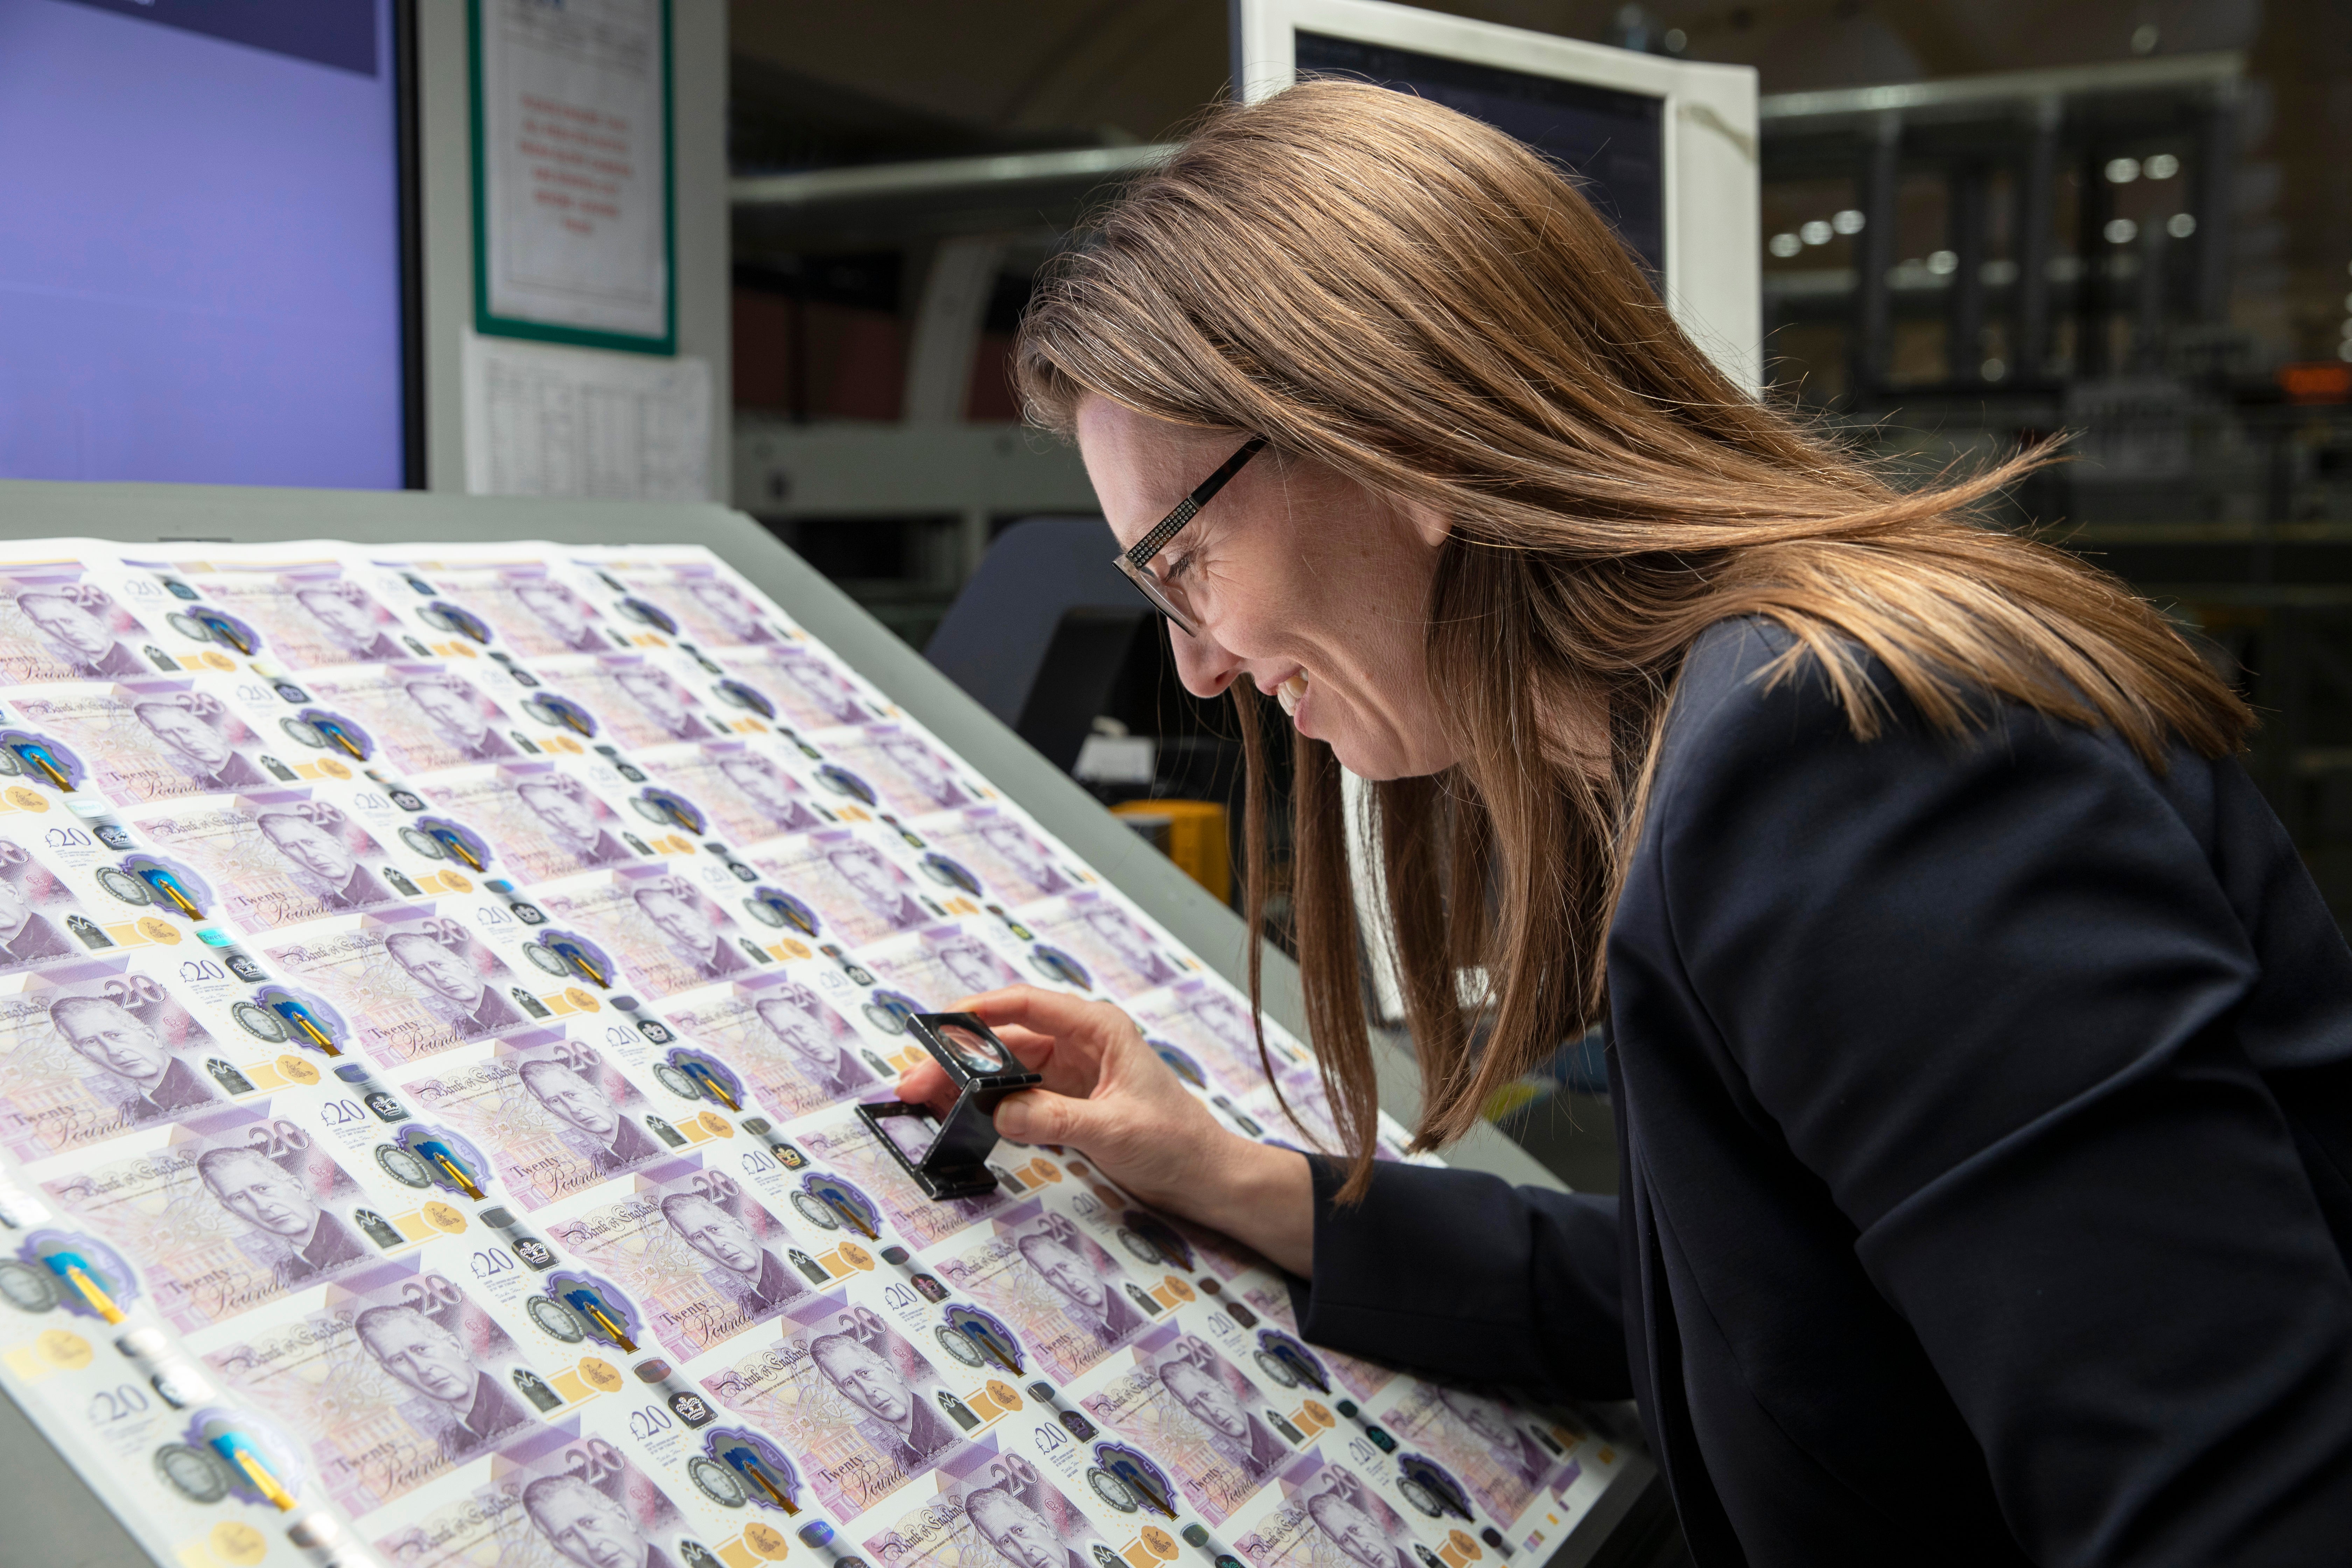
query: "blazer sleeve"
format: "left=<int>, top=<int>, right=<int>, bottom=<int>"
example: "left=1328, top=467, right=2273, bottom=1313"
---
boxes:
left=1292, top=1155, right=1631, bottom=1403
left=1653, top=651, right=2352, bottom=1564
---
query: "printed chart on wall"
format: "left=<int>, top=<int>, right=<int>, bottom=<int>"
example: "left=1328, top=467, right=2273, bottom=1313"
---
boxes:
left=0, top=540, right=1633, bottom=1568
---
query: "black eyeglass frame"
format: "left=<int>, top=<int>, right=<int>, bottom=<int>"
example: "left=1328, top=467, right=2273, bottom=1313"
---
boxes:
left=1112, top=436, right=1267, bottom=638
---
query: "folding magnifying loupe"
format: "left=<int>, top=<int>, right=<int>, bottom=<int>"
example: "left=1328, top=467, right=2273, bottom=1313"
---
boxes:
left=856, top=1013, right=1038, bottom=1201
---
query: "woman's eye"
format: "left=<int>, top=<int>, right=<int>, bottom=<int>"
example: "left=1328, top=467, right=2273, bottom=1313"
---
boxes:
left=1162, top=548, right=1197, bottom=583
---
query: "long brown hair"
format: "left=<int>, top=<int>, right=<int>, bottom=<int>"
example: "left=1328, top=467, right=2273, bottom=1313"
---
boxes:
left=1015, top=80, right=2250, bottom=1198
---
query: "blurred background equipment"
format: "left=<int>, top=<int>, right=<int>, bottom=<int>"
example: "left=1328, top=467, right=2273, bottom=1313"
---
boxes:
left=726, top=0, right=2352, bottom=931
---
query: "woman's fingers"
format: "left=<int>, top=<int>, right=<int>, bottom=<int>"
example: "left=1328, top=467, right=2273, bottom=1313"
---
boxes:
left=898, top=987, right=1128, bottom=1110
left=948, top=987, right=1130, bottom=1098
left=897, top=987, right=1309, bottom=1272
left=894, top=1058, right=955, bottom=1113
left=955, top=987, right=1120, bottom=1057
left=992, top=1087, right=1089, bottom=1145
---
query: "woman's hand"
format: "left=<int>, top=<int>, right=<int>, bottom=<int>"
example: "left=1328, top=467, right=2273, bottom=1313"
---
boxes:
left=897, top=986, right=1314, bottom=1275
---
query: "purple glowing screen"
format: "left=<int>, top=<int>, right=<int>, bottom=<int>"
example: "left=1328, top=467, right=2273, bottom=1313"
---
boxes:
left=0, top=0, right=404, bottom=487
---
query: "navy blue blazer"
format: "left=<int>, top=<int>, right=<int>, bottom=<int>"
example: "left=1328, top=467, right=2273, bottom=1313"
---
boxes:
left=1296, top=619, right=2352, bottom=1565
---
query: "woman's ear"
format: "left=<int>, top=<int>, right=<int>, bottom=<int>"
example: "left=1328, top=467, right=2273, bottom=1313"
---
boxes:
left=1399, top=497, right=1452, bottom=551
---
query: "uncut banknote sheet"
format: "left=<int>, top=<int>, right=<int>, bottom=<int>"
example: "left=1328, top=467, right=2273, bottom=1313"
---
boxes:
left=0, top=541, right=1626, bottom=1568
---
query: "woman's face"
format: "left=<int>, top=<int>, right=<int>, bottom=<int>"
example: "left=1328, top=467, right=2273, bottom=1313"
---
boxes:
left=1077, top=397, right=1456, bottom=781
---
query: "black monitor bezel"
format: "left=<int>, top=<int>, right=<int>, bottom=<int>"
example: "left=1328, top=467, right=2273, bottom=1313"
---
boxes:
left=393, top=0, right=425, bottom=489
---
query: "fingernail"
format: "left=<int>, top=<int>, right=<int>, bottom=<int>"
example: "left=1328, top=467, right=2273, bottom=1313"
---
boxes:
left=994, top=1096, right=1032, bottom=1139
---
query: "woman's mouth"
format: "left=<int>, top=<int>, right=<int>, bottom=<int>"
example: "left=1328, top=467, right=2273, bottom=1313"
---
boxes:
left=1276, top=671, right=1309, bottom=718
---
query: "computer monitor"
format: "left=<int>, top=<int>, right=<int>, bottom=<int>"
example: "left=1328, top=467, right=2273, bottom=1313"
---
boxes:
left=0, top=0, right=416, bottom=488
left=1235, top=0, right=1760, bottom=392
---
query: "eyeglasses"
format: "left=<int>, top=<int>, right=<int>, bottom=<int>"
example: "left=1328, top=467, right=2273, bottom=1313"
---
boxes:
left=1112, top=436, right=1266, bottom=639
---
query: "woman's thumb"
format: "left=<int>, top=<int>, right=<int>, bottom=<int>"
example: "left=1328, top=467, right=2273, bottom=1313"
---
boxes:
left=993, top=1088, right=1092, bottom=1147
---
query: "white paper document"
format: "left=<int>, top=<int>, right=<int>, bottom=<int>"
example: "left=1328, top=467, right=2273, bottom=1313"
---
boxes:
left=478, top=0, right=670, bottom=340
left=464, top=332, right=712, bottom=500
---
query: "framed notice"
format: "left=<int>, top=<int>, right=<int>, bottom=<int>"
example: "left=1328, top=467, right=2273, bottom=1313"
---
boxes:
left=471, top=0, right=675, bottom=353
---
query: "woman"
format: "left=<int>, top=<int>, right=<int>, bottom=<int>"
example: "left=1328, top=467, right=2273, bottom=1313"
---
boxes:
left=897, top=82, right=2352, bottom=1562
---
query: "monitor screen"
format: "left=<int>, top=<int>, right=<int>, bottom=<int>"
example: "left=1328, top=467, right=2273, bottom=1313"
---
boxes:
left=0, top=0, right=408, bottom=488
left=1294, top=31, right=1664, bottom=276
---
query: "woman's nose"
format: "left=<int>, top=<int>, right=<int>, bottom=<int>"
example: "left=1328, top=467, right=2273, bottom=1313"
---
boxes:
left=1167, top=621, right=1242, bottom=700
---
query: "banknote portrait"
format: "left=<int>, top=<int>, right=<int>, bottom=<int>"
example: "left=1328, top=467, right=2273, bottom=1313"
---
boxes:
left=374, top=1432, right=705, bottom=1568
left=288, top=575, right=414, bottom=664
left=704, top=1298, right=967, bottom=1518
left=0, top=962, right=224, bottom=1160
left=670, top=573, right=781, bottom=648
left=392, top=564, right=616, bottom=657
left=536, top=656, right=715, bottom=749
left=11, top=681, right=280, bottom=801
left=405, top=668, right=522, bottom=763
left=127, top=793, right=405, bottom=930
left=1127, top=981, right=1303, bottom=1097
left=206, top=1266, right=552, bottom=1514
left=661, top=975, right=884, bottom=1121
left=532, top=869, right=761, bottom=1000
left=614, top=659, right=719, bottom=742
left=42, top=1109, right=382, bottom=1328
left=146, top=564, right=410, bottom=669
left=266, top=910, right=531, bottom=1065
left=1022, top=896, right=1184, bottom=999
left=1236, top=1464, right=1432, bottom=1568
left=0, top=571, right=155, bottom=681
left=744, top=828, right=934, bottom=947
left=400, top=1034, right=667, bottom=1210
left=0, top=835, right=105, bottom=970
left=797, top=1113, right=1001, bottom=1251
left=627, top=875, right=758, bottom=988
left=825, top=726, right=974, bottom=817
left=933, top=1208, right=1155, bottom=1384
left=864, top=1451, right=1116, bottom=1568
left=546, top=1165, right=807, bottom=1361
left=710, top=645, right=876, bottom=732
left=1377, top=1383, right=1567, bottom=1527
left=637, top=743, right=826, bottom=847
left=922, top=810, right=1076, bottom=906
left=589, top=561, right=781, bottom=651
left=300, top=665, right=521, bottom=775
left=1081, top=1329, right=1295, bottom=1521
left=130, top=688, right=279, bottom=791
left=863, top=925, right=1023, bottom=1012
left=522, top=762, right=644, bottom=870
left=507, top=574, right=622, bottom=653
left=425, top=765, right=639, bottom=883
